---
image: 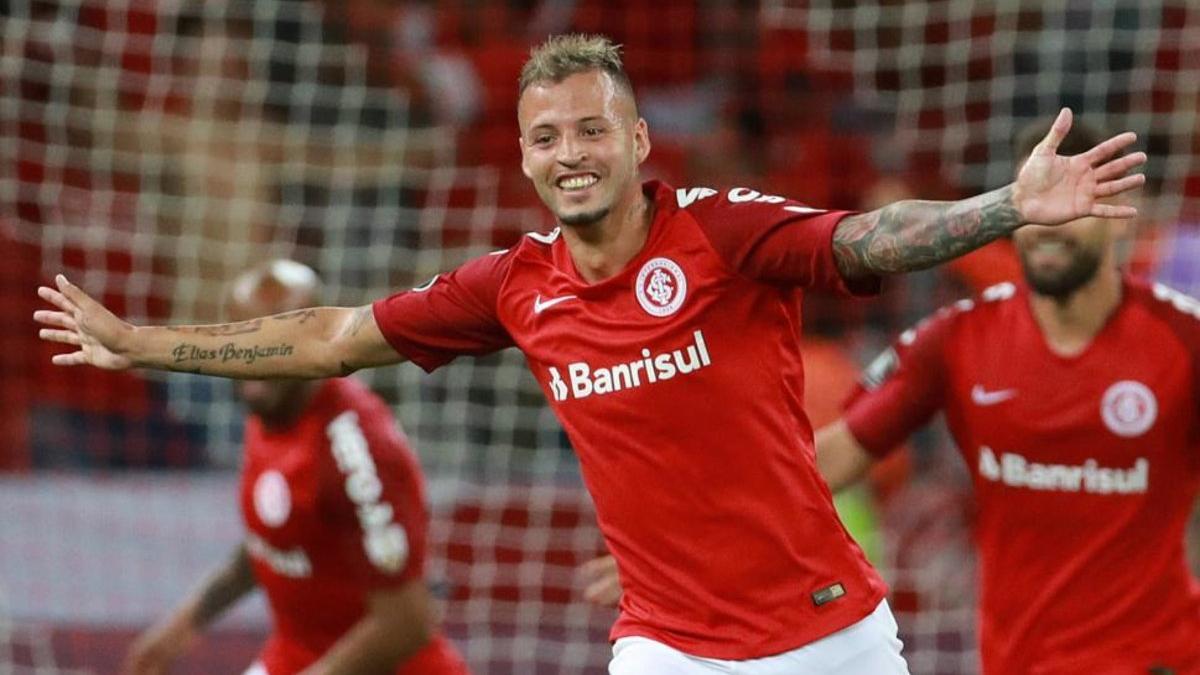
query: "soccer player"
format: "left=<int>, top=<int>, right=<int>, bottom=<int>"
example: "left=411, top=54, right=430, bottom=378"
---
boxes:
left=39, top=35, right=1146, bottom=673
left=816, top=119, right=1200, bottom=674
left=121, top=261, right=468, bottom=675
left=580, top=120, right=1200, bottom=674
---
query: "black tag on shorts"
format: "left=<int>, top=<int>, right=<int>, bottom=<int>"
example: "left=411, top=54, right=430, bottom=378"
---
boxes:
left=811, top=582, right=846, bottom=607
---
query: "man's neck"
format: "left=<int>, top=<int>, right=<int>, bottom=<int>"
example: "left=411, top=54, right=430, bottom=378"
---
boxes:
left=258, top=381, right=323, bottom=432
left=559, top=187, right=654, bottom=283
left=1028, top=267, right=1123, bottom=358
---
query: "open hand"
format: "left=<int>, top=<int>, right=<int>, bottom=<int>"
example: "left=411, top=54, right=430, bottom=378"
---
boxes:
left=35, top=274, right=135, bottom=370
left=1013, top=108, right=1147, bottom=225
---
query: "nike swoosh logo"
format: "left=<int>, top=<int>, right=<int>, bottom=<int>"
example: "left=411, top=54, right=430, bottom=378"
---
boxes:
left=971, top=385, right=1017, bottom=406
left=533, top=294, right=577, bottom=314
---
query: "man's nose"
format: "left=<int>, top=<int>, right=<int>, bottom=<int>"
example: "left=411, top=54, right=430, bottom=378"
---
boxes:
left=556, top=135, right=586, bottom=165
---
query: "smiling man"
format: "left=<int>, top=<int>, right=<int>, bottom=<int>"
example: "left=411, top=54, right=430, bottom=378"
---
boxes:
left=37, top=35, right=1148, bottom=674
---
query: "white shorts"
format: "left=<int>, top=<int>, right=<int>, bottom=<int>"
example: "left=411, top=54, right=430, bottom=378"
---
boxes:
left=242, top=662, right=268, bottom=675
left=609, top=599, right=910, bottom=675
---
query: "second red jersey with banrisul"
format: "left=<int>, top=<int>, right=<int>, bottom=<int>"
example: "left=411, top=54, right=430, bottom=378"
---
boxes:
left=373, top=181, right=886, bottom=658
left=845, top=280, right=1200, bottom=675
left=241, top=378, right=467, bottom=674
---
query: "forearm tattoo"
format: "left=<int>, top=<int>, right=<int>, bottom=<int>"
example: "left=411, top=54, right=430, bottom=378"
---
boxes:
left=170, top=342, right=295, bottom=366
left=166, top=319, right=264, bottom=336
left=832, top=185, right=1023, bottom=278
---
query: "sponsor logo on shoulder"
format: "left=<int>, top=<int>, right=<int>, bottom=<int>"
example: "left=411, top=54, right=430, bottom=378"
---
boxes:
left=547, top=330, right=712, bottom=402
left=1100, top=380, right=1157, bottom=437
left=978, top=446, right=1148, bottom=495
left=328, top=412, right=409, bottom=573
left=861, top=347, right=899, bottom=390
left=533, top=293, right=577, bottom=315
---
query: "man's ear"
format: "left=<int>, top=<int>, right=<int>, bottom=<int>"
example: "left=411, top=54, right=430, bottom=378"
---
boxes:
left=634, top=118, right=651, bottom=166
left=519, top=136, right=532, bottom=179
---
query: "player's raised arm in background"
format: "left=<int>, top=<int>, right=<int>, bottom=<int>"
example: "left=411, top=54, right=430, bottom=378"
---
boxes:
left=831, top=108, right=1146, bottom=279
left=35, top=274, right=400, bottom=379
left=124, top=546, right=257, bottom=675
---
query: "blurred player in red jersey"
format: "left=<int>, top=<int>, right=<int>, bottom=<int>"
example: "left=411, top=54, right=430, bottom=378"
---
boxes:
left=122, top=261, right=468, bottom=675
left=821, top=119, right=1200, bottom=674
left=578, top=120, right=1200, bottom=675
left=41, top=35, right=1146, bottom=674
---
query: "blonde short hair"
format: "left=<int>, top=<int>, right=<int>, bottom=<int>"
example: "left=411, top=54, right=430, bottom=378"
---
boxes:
left=519, top=34, right=634, bottom=103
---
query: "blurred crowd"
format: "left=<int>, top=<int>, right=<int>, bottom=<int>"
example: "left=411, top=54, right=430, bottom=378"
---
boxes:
left=1, top=0, right=1196, bottom=477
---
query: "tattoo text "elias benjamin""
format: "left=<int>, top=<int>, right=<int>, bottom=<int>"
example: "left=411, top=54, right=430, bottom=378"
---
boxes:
left=172, top=342, right=295, bottom=365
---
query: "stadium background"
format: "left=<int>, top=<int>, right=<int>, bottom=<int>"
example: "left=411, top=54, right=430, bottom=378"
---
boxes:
left=2, top=1, right=1198, bottom=673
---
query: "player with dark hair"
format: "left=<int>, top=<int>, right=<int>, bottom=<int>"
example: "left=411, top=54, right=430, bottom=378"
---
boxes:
left=122, top=261, right=468, bottom=675
left=41, top=35, right=1145, bottom=673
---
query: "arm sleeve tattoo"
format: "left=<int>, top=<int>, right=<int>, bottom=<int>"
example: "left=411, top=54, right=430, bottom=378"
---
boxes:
left=833, top=185, right=1023, bottom=278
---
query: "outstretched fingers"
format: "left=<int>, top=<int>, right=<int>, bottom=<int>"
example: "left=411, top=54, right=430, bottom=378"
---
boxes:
left=51, top=351, right=90, bottom=367
left=1091, top=202, right=1139, bottom=219
left=33, top=309, right=78, bottom=330
left=1095, top=173, right=1146, bottom=198
left=1037, top=108, right=1073, bottom=154
left=1082, top=131, right=1138, bottom=165
left=1093, top=151, right=1147, bottom=182
left=38, top=285, right=78, bottom=314
left=39, top=328, right=82, bottom=345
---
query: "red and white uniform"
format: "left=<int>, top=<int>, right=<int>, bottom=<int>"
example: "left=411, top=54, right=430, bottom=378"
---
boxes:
left=240, top=377, right=468, bottom=674
left=845, top=279, right=1200, bottom=674
left=373, top=181, right=887, bottom=658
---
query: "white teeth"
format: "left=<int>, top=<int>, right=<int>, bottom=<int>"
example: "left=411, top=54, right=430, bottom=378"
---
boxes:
left=558, top=175, right=598, bottom=191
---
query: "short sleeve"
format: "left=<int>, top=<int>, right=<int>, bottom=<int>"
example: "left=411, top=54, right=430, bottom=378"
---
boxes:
left=372, top=251, right=516, bottom=372
left=679, top=186, right=880, bottom=294
left=324, top=408, right=428, bottom=587
left=842, top=308, right=954, bottom=457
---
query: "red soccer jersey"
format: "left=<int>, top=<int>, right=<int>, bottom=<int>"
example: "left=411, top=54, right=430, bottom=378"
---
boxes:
left=240, top=377, right=468, bottom=675
left=373, top=181, right=887, bottom=658
left=845, top=279, right=1200, bottom=675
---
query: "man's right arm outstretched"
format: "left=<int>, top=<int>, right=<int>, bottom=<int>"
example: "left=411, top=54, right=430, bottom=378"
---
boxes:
left=35, top=275, right=401, bottom=378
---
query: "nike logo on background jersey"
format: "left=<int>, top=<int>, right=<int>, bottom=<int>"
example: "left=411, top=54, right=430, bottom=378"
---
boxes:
left=971, top=385, right=1017, bottom=406
left=534, top=294, right=578, bottom=314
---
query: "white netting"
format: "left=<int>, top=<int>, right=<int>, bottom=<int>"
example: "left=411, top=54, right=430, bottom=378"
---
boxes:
left=765, top=0, right=1199, bottom=218
left=2, top=1, right=605, bottom=672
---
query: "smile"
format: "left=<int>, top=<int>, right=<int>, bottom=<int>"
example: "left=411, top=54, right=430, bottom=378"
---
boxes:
left=557, top=174, right=599, bottom=191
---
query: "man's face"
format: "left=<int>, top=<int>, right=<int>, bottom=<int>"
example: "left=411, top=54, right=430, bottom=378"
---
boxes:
left=226, top=294, right=312, bottom=425
left=1013, top=215, right=1113, bottom=298
left=517, top=70, right=649, bottom=227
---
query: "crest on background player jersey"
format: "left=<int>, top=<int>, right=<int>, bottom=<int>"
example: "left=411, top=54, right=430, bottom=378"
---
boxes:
left=1101, top=380, right=1158, bottom=438
left=635, top=257, right=687, bottom=317
left=254, top=470, right=292, bottom=527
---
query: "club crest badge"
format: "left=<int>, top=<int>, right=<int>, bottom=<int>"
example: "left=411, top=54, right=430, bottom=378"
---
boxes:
left=1101, top=380, right=1157, bottom=438
left=635, top=257, right=687, bottom=317
left=253, top=470, right=292, bottom=527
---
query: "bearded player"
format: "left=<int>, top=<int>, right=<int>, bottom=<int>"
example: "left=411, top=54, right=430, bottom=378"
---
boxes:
left=41, top=35, right=1145, bottom=674
left=815, top=119, right=1200, bottom=674
left=122, top=261, right=468, bottom=675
